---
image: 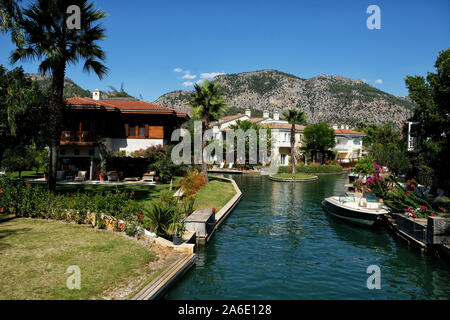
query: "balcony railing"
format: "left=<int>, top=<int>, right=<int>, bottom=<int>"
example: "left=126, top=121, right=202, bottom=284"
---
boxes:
left=60, top=131, right=95, bottom=144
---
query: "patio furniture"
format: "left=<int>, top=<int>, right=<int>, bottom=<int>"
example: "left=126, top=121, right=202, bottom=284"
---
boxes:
left=74, top=171, right=87, bottom=182
left=219, top=162, right=225, bottom=169
left=228, top=163, right=233, bottom=169
left=143, top=171, right=155, bottom=182
left=107, top=171, right=119, bottom=182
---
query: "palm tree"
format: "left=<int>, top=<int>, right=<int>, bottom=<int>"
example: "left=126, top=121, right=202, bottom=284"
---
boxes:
left=282, top=109, right=306, bottom=174
left=9, top=0, right=108, bottom=190
left=0, top=0, right=24, bottom=46
left=186, top=80, right=226, bottom=183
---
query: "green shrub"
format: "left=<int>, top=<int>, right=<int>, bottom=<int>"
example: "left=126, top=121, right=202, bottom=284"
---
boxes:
left=278, top=164, right=343, bottom=174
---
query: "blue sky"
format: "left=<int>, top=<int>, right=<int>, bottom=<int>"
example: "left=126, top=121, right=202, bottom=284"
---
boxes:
left=0, top=0, right=449, bottom=101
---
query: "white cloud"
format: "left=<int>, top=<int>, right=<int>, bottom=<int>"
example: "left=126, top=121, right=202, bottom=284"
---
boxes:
left=182, top=73, right=197, bottom=79
left=200, top=72, right=225, bottom=79
left=182, top=79, right=204, bottom=87
left=174, top=68, right=183, bottom=73
left=182, top=81, right=194, bottom=87
left=374, top=79, right=383, bottom=84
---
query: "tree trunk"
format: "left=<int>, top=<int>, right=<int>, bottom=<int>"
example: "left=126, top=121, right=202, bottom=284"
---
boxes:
left=47, top=63, right=66, bottom=191
left=290, top=124, right=296, bottom=174
left=202, top=119, right=209, bottom=183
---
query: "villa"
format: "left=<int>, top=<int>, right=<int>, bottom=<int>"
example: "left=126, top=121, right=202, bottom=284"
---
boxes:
left=332, top=125, right=366, bottom=164
left=59, top=89, right=188, bottom=180
left=210, top=109, right=365, bottom=166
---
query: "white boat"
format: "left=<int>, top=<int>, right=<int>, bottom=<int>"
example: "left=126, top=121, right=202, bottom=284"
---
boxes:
left=322, top=193, right=390, bottom=227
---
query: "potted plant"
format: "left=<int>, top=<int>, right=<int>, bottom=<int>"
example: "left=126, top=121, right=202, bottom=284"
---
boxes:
left=165, top=210, right=185, bottom=245
left=99, top=171, right=106, bottom=181
left=172, top=219, right=185, bottom=245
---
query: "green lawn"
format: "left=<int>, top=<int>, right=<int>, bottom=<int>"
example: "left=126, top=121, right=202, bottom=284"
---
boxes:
left=194, top=177, right=236, bottom=211
left=0, top=215, right=161, bottom=300
left=272, top=173, right=317, bottom=179
left=56, top=175, right=236, bottom=212
left=6, top=171, right=44, bottom=180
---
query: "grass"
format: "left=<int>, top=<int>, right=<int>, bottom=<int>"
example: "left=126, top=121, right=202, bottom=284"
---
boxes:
left=278, top=164, right=343, bottom=174
left=6, top=171, right=44, bottom=180
left=0, top=214, right=161, bottom=300
left=56, top=175, right=236, bottom=212
left=194, top=176, right=236, bottom=211
left=272, top=173, right=317, bottom=179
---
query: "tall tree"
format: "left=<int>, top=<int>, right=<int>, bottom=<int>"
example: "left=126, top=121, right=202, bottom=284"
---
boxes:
left=8, top=0, right=108, bottom=190
left=302, top=123, right=336, bottom=164
left=282, top=109, right=306, bottom=173
left=0, top=65, right=47, bottom=162
left=186, top=80, right=226, bottom=183
left=405, top=49, right=450, bottom=187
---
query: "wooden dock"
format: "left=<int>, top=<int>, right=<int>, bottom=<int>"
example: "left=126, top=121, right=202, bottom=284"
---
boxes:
left=132, top=254, right=196, bottom=300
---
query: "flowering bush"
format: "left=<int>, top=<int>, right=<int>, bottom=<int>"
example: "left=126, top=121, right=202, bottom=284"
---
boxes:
left=179, top=169, right=206, bottom=198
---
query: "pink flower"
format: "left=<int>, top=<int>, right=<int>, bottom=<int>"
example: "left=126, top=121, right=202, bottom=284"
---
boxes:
left=440, top=207, right=446, bottom=212
left=404, top=190, right=410, bottom=194
left=420, top=206, right=428, bottom=211
left=431, top=213, right=436, bottom=217
left=406, top=208, right=412, bottom=212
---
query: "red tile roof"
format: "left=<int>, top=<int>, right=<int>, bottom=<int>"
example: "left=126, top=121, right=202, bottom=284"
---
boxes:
left=66, top=97, right=188, bottom=117
left=262, top=123, right=306, bottom=131
left=334, top=129, right=366, bottom=135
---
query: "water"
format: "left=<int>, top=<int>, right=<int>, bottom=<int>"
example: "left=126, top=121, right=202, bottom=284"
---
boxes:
left=166, top=174, right=450, bottom=299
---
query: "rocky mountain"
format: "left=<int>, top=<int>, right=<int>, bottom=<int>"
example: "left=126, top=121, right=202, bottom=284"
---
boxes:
left=25, top=73, right=91, bottom=98
left=154, top=69, right=414, bottom=127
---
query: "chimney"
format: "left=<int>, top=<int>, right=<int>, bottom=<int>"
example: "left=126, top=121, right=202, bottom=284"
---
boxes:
left=92, top=89, right=102, bottom=101
left=332, top=125, right=338, bottom=130
left=245, top=109, right=251, bottom=117
left=273, top=111, right=280, bottom=121
left=263, top=110, right=270, bottom=118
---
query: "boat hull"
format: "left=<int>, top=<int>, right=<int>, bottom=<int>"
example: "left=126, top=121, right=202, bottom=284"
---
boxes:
left=322, top=198, right=385, bottom=227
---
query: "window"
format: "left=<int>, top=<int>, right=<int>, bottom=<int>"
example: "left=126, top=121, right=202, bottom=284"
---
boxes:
left=127, top=123, right=147, bottom=138
left=281, top=154, right=287, bottom=165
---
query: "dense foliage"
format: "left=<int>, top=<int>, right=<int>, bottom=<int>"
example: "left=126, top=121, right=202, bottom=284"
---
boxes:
left=278, top=164, right=343, bottom=174
left=302, top=123, right=336, bottom=164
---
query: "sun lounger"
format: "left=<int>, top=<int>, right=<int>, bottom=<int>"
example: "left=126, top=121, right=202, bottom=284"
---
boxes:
left=74, top=171, right=87, bottom=182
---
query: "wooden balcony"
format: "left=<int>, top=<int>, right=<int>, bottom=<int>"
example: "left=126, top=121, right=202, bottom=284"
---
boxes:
left=60, top=131, right=97, bottom=146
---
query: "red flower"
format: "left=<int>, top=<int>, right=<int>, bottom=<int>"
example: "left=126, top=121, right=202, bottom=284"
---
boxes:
left=412, top=212, right=417, bottom=218
left=404, top=190, right=410, bottom=194
left=120, top=222, right=123, bottom=227
left=140, top=215, right=143, bottom=219
left=131, top=191, right=135, bottom=195
left=115, top=194, right=118, bottom=197
left=38, top=203, right=41, bottom=207
left=431, top=213, right=436, bottom=217
left=0, top=189, right=3, bottom=194
left=0, top=208, right=3, bottom=213
left=212, top=208, right=216, bottom=214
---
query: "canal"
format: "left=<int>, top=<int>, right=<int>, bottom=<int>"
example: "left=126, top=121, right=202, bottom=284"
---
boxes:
left=166, top=174, right=450, bottom=299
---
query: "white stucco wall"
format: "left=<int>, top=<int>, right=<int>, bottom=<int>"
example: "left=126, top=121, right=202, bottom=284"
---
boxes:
left=105, top=138, right=164, bottom=155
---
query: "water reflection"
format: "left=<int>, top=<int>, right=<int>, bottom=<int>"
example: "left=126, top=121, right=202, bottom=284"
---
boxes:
left=166, top=174, right=450, bottom=300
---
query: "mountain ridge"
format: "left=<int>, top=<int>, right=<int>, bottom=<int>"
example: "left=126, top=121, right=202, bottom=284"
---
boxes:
left=154, top=69, right=413, bottom=127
